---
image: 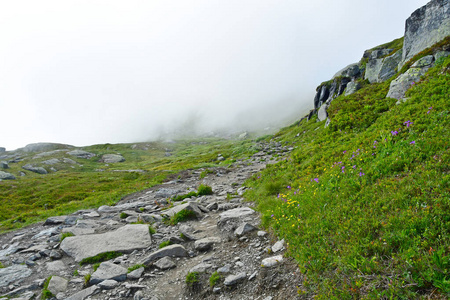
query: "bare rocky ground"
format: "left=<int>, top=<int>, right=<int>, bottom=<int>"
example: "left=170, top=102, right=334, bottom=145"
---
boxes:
left=0, top=144, right=304, bottom=300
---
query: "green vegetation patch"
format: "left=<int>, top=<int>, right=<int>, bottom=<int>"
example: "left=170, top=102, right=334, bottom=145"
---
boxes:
left=169, top=210, right=197, bottom=226
left=60, top=231, right=75, bottom=242
left=172, top=184, right=213, bottom=201
left=245, top=56, right=450, bottom=298
left=158, top=240, right=172, bottom=249
left=186, top=271, right=200, bottom=290
left=41, top=276, right=54, bottom=300
left=209, top=271, right=221, bottom=287
left=79, top=251, right=123, bottom=266
left=128, top=264, right=145, bottom=273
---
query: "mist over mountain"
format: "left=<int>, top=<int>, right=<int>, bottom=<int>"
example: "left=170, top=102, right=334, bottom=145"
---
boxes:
left=0, top=0, right=430, bottom=151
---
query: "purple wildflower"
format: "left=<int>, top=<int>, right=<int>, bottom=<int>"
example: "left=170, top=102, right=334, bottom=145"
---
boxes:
left=352, top=165, right=356, bottom=169
left=314, top=178, right=319, bottom=183
left=343, top=151, right=347, bottom=154
left=359, top=172, right=365, bottom=177
left=271, top=214, right=274, bottom=218
left=403, top=120, right=413, bottom=128
left=410, top=141, right=416, bottom=145
left=287, top=185, right=291, bottom=189
left=391, top=130, right=398, bottom=136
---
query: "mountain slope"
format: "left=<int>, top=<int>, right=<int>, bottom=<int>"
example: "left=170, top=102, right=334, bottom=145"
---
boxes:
left=244, top=52, right=450, bottom=298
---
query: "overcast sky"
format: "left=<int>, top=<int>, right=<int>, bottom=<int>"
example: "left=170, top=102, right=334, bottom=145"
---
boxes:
left=0, top=0, right=430, bottom=150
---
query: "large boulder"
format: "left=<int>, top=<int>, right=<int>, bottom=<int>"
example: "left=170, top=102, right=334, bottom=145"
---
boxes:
left=60, top=224, right=152, bottom=262
left=22, top=164, right=48, bottom=174
left=0, top=161, right=9, bottom=169
left=0, top=171, right=16, bottom=180
left=400, top=0, right=450, bottom=67
left=100, top=154, right=125, bottom=163
left=387, top=55, right=434, bottom=99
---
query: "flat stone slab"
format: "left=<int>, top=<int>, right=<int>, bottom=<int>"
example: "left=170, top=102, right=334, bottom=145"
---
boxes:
left=90, top=262, right=127, bottom=284
left=140, top=244, right=188, bottom=265
left=219, top=207, right=255, bottom=221
left=66, top=285, right=100, bottom=300
left=60, top=224, right=152, bottom=262
left=0, top=264, right=32, bottom=288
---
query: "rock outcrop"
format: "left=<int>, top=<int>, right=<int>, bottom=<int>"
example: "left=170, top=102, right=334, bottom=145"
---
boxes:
left=365, top=49, right=403, bottom=83
left=401, top=0, right=450, bottom=67
left=387, top=55, right=435, bottom=99
left=311, top=0, right=450, bottom=121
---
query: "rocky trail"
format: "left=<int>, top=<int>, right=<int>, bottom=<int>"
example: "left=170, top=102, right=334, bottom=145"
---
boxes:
left=0, top=143, right=303, bottom=300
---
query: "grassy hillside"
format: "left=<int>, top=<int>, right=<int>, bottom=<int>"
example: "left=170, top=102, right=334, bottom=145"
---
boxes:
left=244, top=53, right=450, bottom=298
left=0, top=138, right=258, bottom=232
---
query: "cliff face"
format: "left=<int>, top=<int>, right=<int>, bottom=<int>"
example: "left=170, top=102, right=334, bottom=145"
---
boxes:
left=310, top=0, right=450, bottom=123
left=401, top=0, right=450, bottom=67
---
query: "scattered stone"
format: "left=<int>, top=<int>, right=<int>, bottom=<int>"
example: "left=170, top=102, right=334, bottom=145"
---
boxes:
left=194, top=237, right=221, bottom=251
left=217, top=264, right=231, bottom=274
left=190, top=262, right=212, bottom=273
left=234, top=223, right=257, bottom=237
left=272, top=239, right=285, bottom=253
left=141, top=245, right=188, bottom=265
left=0, top=161, right=9, bottom=169
left=127, top=267, right=145, bottom=279
left=154, top=257, right=176, bottom=270
left=60, top=224, right=152, bottom=262
left=49, top=250, right=62, bottom=260
left=90, top=262, right=128, bottom=284
left=257, top=231, right=267, bottom=237
left=224, top=272, right=247, bottom=286
left=47, top=276, right=68, bottom=295
left=98, top=279, right=119, bottom=290
left=261, top=255, right=284, bottom=268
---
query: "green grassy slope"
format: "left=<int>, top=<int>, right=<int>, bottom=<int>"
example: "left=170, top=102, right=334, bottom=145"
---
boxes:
left=0, top=138, right=258, bottom=232
left=244, top=54, right=450, bottom=298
